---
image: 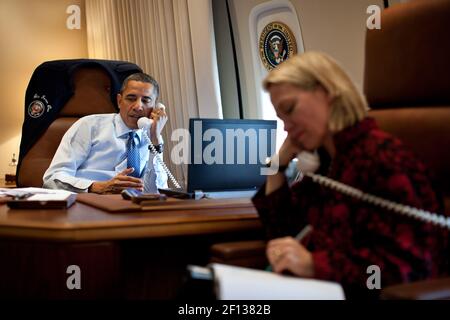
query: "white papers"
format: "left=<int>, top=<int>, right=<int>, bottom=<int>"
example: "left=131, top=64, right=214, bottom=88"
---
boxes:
left=210, top=263, right=345, bottom=300
left=3, top=187, right=77, bottom=209
left=27, top=194, right=73, bottom=201
left=0, top=187, right=75, bottom=197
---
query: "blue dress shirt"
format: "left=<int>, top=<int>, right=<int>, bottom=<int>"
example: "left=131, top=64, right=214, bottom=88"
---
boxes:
left=43, top=113, right=168, bottom=193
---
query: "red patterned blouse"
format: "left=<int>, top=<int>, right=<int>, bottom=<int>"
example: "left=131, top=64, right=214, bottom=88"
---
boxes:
left=252, top=117, right=448, bottom=299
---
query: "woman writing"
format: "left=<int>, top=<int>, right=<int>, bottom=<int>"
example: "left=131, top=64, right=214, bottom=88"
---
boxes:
left=252, top=51, right=448, bottom=299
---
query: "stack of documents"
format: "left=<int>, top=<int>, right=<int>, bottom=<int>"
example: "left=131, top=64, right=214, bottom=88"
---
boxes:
left=0, top=187, right=76, bottom=209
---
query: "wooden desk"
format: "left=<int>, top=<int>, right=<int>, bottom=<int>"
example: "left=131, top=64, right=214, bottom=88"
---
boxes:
left=0, top=197, right=263, bottom=299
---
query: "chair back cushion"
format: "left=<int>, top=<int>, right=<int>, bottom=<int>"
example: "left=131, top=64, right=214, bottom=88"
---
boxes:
left=61, top=67, right=116, bottom=116
left=18, top=66, right=125, bottom=187
left=364, top=0, right=450, bottom=108
left=18, top=118, right=79, bottom=187
left=364, top=0, right=450, bottom=213
left=369, top=108, right=450, bottom=199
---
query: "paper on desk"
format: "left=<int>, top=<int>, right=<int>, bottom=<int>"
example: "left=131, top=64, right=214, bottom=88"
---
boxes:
left=27, top=193, right=73, bottom=201
left=0, top=187, right=75, bottom=197
left=210, top=263, right=345, bottom=300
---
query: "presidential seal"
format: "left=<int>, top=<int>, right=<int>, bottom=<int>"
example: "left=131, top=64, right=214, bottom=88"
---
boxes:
left=259, top=21, right=297, bottom=71
left=28, top=100, right=45, bottom=118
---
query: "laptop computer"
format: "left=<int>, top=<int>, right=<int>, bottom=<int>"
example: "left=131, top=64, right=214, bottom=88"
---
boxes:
left=159, top=118, right=277, bottom=199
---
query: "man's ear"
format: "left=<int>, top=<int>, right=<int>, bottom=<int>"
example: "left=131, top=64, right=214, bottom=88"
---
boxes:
left=117, top=93, right=122, bottom=108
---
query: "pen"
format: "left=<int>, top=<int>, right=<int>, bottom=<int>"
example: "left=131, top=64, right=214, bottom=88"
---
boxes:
left=295, top=224, right=313, bottom=242
left=266, top=224, right=313, bottom=272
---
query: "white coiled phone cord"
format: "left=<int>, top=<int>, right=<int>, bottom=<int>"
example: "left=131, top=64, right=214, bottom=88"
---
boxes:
left=305, top=172, right=450, bottom=230
left=148, top=141, right=181, bottom=189
left=137, top=116, right=181, bottom=189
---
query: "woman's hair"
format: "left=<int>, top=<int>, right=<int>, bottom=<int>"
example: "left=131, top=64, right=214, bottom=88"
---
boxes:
left=263, top=51, right=368, bottom=132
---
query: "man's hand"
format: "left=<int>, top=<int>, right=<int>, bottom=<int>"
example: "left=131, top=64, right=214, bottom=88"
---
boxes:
left=89, top=168, right=144, bottom=194
left=149, top=103, right=168, bottom=145
left=266, top=236, right=315, bottom=278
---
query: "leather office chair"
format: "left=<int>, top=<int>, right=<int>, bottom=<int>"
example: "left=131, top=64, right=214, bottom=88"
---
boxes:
left=17, top=60, right=142, bottom=187
left=365, top=0, right=450, bottom=299
left=210, top=0, right=450, bottom=299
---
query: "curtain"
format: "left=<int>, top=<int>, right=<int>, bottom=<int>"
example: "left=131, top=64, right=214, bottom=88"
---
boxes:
left=86, top=0, right=211, bottom=188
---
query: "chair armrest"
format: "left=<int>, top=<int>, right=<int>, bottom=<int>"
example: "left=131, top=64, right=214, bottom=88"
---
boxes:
left=381, top=278, right=450, bottom=300
left=210, top=240, right=268, bottom=269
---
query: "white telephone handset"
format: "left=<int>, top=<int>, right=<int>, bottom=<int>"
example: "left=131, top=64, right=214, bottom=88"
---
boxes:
left=137, top=102, right=165, bottom=132
left=296, top=151, right=321, bottom=174
left=293, top=150, right=450, bottom=230
left=137, top=103, right=181, bottom=189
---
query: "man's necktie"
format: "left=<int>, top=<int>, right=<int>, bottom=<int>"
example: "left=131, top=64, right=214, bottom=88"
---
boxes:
left=127, top=131, right=140, bottom=178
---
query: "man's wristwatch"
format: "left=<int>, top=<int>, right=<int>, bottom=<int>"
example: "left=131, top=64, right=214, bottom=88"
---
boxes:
left=149, top=143, right=164, bottom=154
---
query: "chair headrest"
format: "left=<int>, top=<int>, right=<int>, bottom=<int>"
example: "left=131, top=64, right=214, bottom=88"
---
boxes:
left=364, top=0, right=450, bottom=109
left=60, top=67, right=117, bottom=117
left=18, top=59, right=143, bottom=176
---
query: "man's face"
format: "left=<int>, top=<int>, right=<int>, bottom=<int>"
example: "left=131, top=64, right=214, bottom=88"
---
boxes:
left=117, top=80, right=157, bottom=129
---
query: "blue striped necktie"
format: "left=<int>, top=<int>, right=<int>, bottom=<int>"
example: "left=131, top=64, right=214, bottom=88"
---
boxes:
left=127, top=131, right=140, bottom=178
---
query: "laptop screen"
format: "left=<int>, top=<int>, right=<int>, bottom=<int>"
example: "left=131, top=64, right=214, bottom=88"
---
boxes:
left=187, top=118, right=277, bottom=193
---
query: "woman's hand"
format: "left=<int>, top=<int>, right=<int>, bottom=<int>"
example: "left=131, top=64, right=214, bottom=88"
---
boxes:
left=89, top=168, right=144, bottom=194
left=265, top=137, right=301, bottom=195
left=266, top=236, right=315, bottom=278
left=277, top=137, right=302, bottom=167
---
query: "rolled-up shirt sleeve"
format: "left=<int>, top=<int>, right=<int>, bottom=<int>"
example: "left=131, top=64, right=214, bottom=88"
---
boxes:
left=43, top=119, right=94, bottom=191
left=44, top=114, right=170, bottom=193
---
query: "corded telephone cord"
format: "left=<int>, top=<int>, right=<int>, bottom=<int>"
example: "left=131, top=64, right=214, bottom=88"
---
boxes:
left=138, top=117, right=181, bottom=189
left=148, top=140, right=181, bottom=189
left=304, top=172, right=450, bottom=230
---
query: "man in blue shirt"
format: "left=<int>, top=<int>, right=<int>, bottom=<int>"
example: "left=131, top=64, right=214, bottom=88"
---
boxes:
left=43, top=73, right=168, bottom=194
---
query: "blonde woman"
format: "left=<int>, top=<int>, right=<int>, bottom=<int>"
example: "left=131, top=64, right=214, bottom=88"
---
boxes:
left=252, top=51, right=448, bottom=299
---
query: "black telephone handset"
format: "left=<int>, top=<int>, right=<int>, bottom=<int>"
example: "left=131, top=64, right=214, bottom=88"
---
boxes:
left=121, top=188, right=167, bottom=203
left=293, top=151, right=450, bottom=230
left=137, top=103, right=181, bottom=189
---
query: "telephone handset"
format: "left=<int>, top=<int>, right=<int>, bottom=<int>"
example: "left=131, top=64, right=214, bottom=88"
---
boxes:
left=295, top=151, right=321, bottom=175
left=137, top=103, right=181, bottom=189
left=293, top=151, right=450, bottom=230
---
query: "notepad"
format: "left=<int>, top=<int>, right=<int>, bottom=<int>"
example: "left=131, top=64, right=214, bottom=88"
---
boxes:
left=210, top=263, right=345, bottom=300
